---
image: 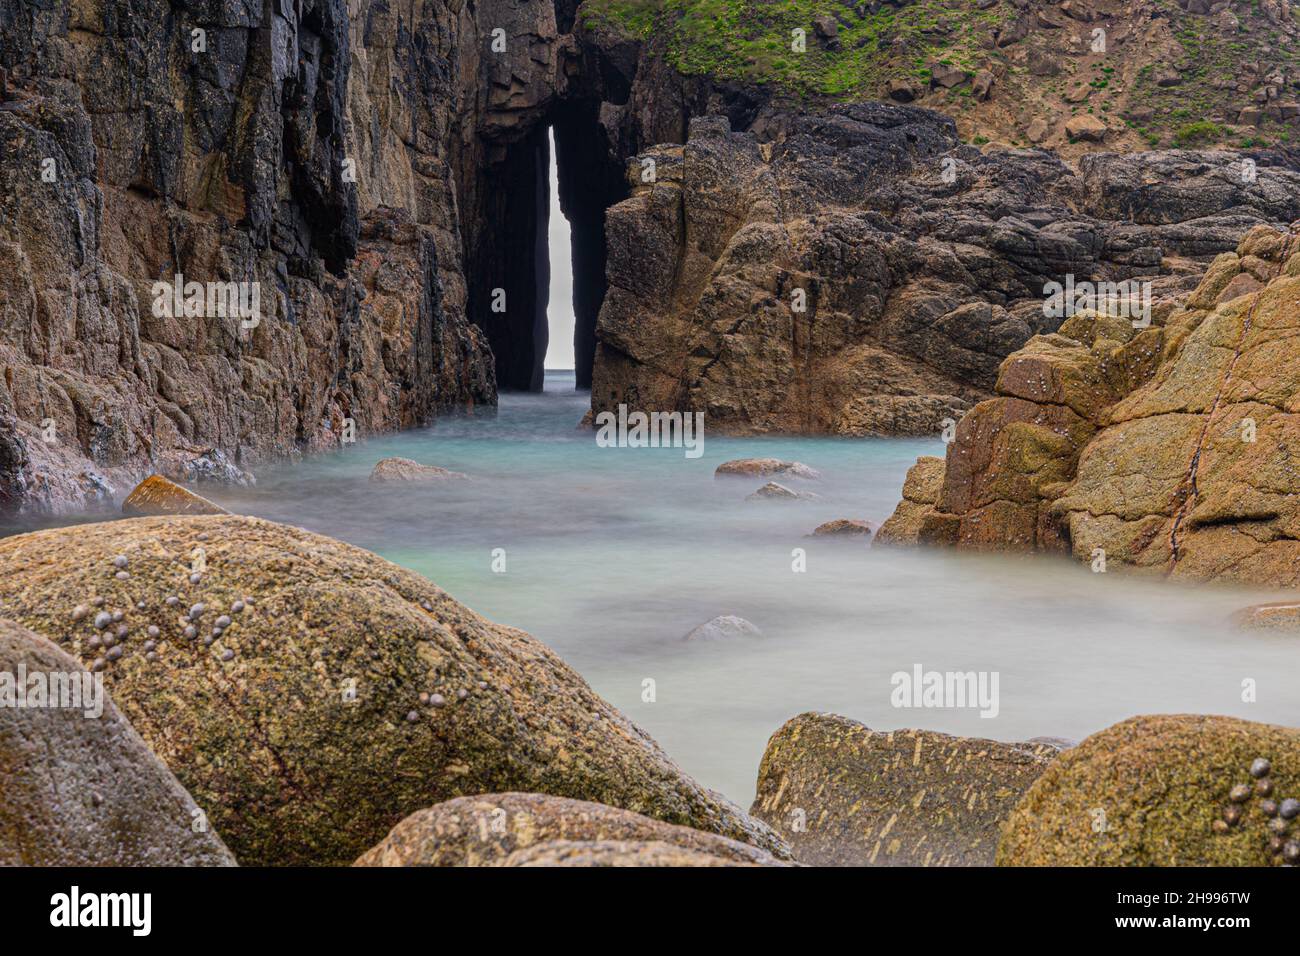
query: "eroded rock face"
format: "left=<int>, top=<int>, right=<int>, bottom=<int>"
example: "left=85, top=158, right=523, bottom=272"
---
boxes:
left=593, top=109, right=1300, bottom=436
left=0, top=515, right=787, bottom=865
left=882, top=226, right=1300, bottom=585
left=0, top=618, right=236, bottom=866
left=999, top=714, right=1300, bottom=866
left=355, top=792, right=788, bottom=866
left=0, top=0, right=495, bottom=516
left=751, top=712, right=1059, bottom=866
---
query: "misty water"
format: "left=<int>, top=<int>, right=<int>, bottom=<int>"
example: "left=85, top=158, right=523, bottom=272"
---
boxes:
left=172, top=370, right=1296, bottom=806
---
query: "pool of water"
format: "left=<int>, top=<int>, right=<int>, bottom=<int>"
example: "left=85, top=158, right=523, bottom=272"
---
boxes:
left=7, top=371, right=1298, bottom=805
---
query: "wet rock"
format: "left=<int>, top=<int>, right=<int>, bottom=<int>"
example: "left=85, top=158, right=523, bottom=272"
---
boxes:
left=875, top=456, right=950, bottom=545
left=1232, top=603, right=1300, bottom=630
left=747, top=481, right=818, bottom=501
left=354, top=792, right=789, bottom=867
left=369, top=458, right=469, bottom=482
left=752, top=713, right=1058, bottom=866
left=999, top=715, right=1300, bottom=865
left=0, top=516, right=787, bottom=866
left=0, top=618, right=235, bottom=866
left=682, top=615, right=762, bottom=642
left=809, top=519, right=875, bottom=537
left=122, top=475, right=230, bottom=517
left=715, top=459, right=821, bottom=480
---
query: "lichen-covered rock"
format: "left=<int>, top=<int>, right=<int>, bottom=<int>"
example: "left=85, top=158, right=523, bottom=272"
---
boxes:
left=0, top=618, right=236, bottom=867
left=715, top=459, right=820, bottom=479
left=500, top=839, right=778, bottom=867
left=875, top=456, right=949, bottom=545
left=0, top=515, right=787, bottom=865
left=369, top=458, right=468, bottom=482
left=998, top=714, right=1300, bottom=866
left=751, top=712, right=1058, bottom=866
left=354, top=792, right=788, bottom=866
left=809, top=519, right=874, bottom=537
left=122, top=475, right=230, bottom=517
left=881, top=226, right=1300, bottom=580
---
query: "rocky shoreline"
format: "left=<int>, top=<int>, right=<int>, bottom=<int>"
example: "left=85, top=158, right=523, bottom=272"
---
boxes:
left=2, top=490, right=1296, bottom=867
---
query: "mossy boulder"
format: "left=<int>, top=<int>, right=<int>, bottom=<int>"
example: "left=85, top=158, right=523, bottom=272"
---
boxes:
left=998, top=714, right=1300, bottom=866
left=355, top=792, right=790, bottom=866
left=0, top=515, right=786, bottom=865
left=0, top=618, right=236, bottom=866
left=751, top=712, right=1059, bottom=866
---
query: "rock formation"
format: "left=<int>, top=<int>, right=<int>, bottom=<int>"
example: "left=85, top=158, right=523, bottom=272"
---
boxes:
left=999, top=714, right=1300, bottom=866
left=593, top=110, right=1300, bottom=436
left=0, top=618, right=236, bottom=866
left=0, top=514, right=787, bottom=865
left=355, top=791, right=789, bottom=866
left=882, top=225, right=1300, bottom=586
left=368, top=457, right=468, bottom=482
left=751, top=712, right=1059, bottom=866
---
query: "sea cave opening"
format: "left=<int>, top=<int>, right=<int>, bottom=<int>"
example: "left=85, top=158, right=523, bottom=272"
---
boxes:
left=465, top=100, right=626, bottom=393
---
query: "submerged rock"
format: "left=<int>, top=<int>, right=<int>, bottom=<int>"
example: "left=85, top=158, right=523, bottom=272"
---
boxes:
left=369, top=457, right=468, bottom=482
left=355, top=792, right=788, bottom=867
left=747, top=481, right=818, bottom=501
left=122, top=475, right=230, bottom=517
left=1231, top=603, right=1300, bottom=631
left=715, top=459, right=821, bottom=479
left=0, top=618, right=236, bottom=866
left=751, top=713, right=1058, bottom=866
left=999, top=714, right=1300, bottom=866
left=0, top=515, right=787, bottom=865
left=682, top=615, right=762, bottom=642
left=809, top=519, right=875, bottom=537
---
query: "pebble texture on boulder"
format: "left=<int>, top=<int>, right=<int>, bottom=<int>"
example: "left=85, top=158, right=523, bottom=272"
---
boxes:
left=0, top=618, right=236, bottom=866
left=999, top=714, right=1300, bottom=866
left=354, top=792, right=789, bottom=866
left=0, top=515, right=787, bottom=865
left=751, top=712, right=1058, bottom=866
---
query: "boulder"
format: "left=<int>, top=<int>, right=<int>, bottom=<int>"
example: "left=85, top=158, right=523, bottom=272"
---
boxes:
left=875, top=456, right=949, bottom=545
left=1065, top=114, right=1107, bottom=142
left=747, top=481, right=817, bottom=501
left=715, top=458, right=821, bottom=479
left=1232, top=603, right=1300, bottom=630
left=886, top=78, right=917, bottom=103
left=751, top=713, right=1058, bottom=866
left=998, top=715, right=1300, bottom=866
left=354, top=792, right=788, bottom=866
left=809, top=519, right=875, bottom=537
left=122, top=475, right=230, bottom=517
left=369, top=457, right=468, bottom=482
left=682, top=615, right=762, bottom=641
left=0, top=515, right=787, bottom=865
left=501, top=839, right=778, bottom=866
left=0, top=618, right=236, bottom=866
left=928, top=62, right=969, bottom=89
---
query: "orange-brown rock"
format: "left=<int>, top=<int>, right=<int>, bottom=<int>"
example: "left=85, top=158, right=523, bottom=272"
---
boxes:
left=122, top=475, right=230, bottom=517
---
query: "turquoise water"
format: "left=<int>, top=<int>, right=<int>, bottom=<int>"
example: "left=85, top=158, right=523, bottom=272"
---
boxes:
left=14, top=371, right=1300, bottom=804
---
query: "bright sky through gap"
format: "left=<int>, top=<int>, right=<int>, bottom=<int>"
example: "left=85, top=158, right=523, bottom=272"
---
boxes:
left=545, top=127, right=577, bottom=371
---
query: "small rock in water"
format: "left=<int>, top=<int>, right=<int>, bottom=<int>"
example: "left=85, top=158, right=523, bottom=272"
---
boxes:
left=747, top=481, right=818, bottom=502
left=809, top=519, right=875, bottom=537
left=683, top=615, right=763, bottom=642
left=715, top=458, right=821, bottom=480
left=369, top=457, right=469, bottom=482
